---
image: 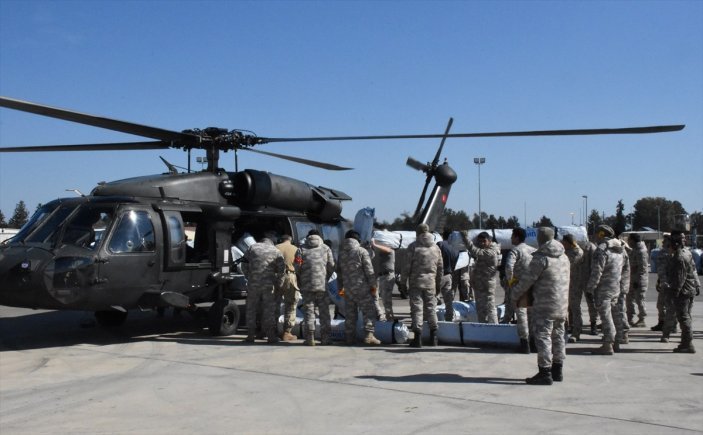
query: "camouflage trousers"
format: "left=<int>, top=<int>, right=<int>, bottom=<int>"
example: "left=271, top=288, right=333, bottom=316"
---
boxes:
left=618, top=292, right=630, bottom=333
left=378, top=273, right=395, bottom=320
left=663, top=293, right=693, bottom=343
left=408, top=286, right=438, bottom=331
left=440, top=274, right=454, bottom=321
left=584, top=291, right=599, bottom=325
left=344, top=288, right=378, bottom=340
left=246, top=285, right=276, bottom=338
left=301, top=291, right=332, bottom=339
left=655, top=289, right=668, bottom=323
left=595, top=290, right=625, bottom=344
left=275, top=272, right=299, bottom=332
left=532, top=313, right=566, bottom=368
left=453, top=268, right=471, bottom=302
left=474, top=281, right=497, bottom=324
left=568, top=285, right=584, bottom=337
left=626, top=283, right=648, bottom=321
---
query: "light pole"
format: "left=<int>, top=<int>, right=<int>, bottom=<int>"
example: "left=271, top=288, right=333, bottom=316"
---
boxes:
left=582, top=195, right=588, bottom=234
left=656, top=205, right=661, bottom=235
left=570, top=212, right=575, bottom=225
left=474, top=157, right=486, bottom=229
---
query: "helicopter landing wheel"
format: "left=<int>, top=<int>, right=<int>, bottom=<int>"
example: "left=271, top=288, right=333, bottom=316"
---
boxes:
left=95, top=310, right=128, bottom=327
left=208, top=299, right=240, bottom=336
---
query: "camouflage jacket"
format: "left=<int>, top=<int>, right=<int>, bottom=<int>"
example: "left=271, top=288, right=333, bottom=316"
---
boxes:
left=467, top=239, right=501, bottom=283
left=577, top=241, right=596, bottom=292
left=275, top=239, right=298, bottom=273
left=294, top=234, right=335, bottom=293
left=629, top=240, right=649, bottom=289
left=667, top=248, right=701, bottom=297
left=511, top=239, right=570, bottom=318
left=401, top=232, right=443, bottom=291
left=656, top=249, right=671, bottom=289
left=505, top=242, right=536, bottom=283
left=564, top=243, right=584, bottom=291
left=337, top=238, right=376, bottom=294
left=586, top=238, right=630, bottom=298
left=241, top=239, right=285, bottom=290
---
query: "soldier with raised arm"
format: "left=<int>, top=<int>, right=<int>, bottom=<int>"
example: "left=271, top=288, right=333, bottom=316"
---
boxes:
left=463, top=231, right=501, bottom=324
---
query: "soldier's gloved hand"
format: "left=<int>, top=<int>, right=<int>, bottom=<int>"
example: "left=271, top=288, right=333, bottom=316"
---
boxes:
left=338, top=287, right=345, bottom=297
left=370, top=287, right=377, bottom=296
left=508, top=277, right=518, bottom=288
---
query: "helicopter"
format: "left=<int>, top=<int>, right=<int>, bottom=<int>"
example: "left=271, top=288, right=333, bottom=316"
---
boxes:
left=0, top=96, right=685, bottom=335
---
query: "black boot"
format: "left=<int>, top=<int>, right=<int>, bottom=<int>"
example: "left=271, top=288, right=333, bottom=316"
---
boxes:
left=409, top=329, right=422, bottom=348
left=590, top=322, right=597, bottom=335
left=519, top=338, right=530, bottom=354
left=551, top=362, right=563, bottom=382
left=526, top=366, right=553, bottom=385
left=429, top=329, right=438, bottom=347
left=650, top=322, right=663, bottom=332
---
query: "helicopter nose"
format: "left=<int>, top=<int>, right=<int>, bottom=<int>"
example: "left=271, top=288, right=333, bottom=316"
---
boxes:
left=0, top=246, right=56, bottom=309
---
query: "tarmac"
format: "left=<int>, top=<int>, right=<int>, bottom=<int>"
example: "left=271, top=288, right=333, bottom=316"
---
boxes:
left=1, top=273, right=701, bottom=434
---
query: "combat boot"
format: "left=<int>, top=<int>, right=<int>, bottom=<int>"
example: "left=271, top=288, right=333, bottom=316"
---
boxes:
left=519, top=338, right=530, bottom=354
left=268, top=336, right=281, bottom=344
left=590, top=322, right=597, bottom=336
left=526, top=367, right=553, bottom=385
left=613, top=341, right=621, bottom=353
left=244, top=334, right=256, bottom=343
left=660, top=334, right=670, bottom=343
left=592, top=342, right=614, bottom=355
left=304, top=329, right=315, bottom=346
left=320, top=334, right=333, bottom=346
left=409, top=329, right=422, bottom=348
left=281, top=331, right=297, bottom=341
left=650, top=322, right=663, bottom=332
left=551, top=362, right=563, bottom=382
left=363, top=332, right=381, bottom=346
left=429, top=329, right=438, bottom=347
left=673, top=342, right=696, bottom=353
left=620, top=331, right=629, bottom=344
left=633, top=317, right=646, bottom=328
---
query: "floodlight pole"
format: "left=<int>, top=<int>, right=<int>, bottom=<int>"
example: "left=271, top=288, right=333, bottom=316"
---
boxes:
left=474, top=157, right=486, bottom=229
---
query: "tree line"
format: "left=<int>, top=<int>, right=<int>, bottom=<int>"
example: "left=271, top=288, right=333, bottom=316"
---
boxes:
left=1, top=197, right=701, bottom=236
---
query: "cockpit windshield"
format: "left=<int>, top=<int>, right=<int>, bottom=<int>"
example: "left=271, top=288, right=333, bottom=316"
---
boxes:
left=8, top=201, right=115, bottom=250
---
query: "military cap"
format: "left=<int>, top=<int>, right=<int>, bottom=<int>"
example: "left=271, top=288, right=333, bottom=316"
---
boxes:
left=537, top=227, right=555, bottom=246
left=597, top=224, right=615, bottom=238
left=416, top=223, right=430, bottom=234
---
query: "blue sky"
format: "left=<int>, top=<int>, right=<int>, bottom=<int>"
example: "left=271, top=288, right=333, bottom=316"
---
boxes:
left=1, top=0, right=701, bottom=225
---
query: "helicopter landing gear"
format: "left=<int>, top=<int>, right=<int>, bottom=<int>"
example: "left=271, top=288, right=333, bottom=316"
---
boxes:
left=95, top=310, right=128, bottom=327
left=208, top=299, right=240, bottom=336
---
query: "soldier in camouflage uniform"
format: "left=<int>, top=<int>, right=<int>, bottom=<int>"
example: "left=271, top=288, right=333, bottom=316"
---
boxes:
left=401, top=223, right=443, bottom=348
left=511, top=227, right=570, bottom=385
left=294, top=229, right=336, bottom=346
left=463, top=231, right=501, bottom=324
left=504, top=227, right=536, bottom=353
left=578, top=240, right=599, bottom=335
left=561, top=234, right=584, bottom=342
left=627, top=233, right=649, bottom=327
left=371, top=232, right=396, bottom=321
left=276, top=235, right=300, bottom=341
left=661, top=232, right=700, bottom=348
left=586, top=225, right=630, bottom=355
left=242, top=238, right=286, bottom=343
left=652, top=235, right=672, bottom=333
left=338, top=230, right=382, bottom=346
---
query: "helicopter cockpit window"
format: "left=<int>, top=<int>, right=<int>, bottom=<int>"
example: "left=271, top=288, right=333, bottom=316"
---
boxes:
left=12, top=201, right=63, bottom=244
left=60, top=205, right=114, bottom=250
left=108, top=210, right=155, bottom=253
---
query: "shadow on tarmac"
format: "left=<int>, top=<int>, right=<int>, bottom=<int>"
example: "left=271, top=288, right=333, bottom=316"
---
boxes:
left=356, top=372, right=525, bottom=385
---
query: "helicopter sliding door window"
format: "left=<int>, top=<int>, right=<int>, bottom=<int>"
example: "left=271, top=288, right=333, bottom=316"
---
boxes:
left=108, top=210, right=155, bottom=254
left=162, top=210, right=187, bottom=269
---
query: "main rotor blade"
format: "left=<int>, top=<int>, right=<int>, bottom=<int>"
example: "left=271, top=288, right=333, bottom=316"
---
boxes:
left=261, top=124, right=685, bottom=143
left=0, top=141, right=171, bottom=152
left=0, top=96, right=198, bottom=144
left=406, top=157, right=428, bottom=172
left=244, top=148, right=352, bottom=171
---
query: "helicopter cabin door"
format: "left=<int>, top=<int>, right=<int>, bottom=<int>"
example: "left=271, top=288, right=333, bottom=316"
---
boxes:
left=98, top=205, right=162, bottom=307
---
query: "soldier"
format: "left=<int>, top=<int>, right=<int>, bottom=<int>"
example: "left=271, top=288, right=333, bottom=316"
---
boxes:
left=241, top=237, right=286, bottom=343
left=504, top=227, right=536, bottom=353
left=652, top=235, right=672, bottom=334
left=276, top=234, right=299, bottom=341
left=511, top=227, right=570, bottom=385
left=371, top=232, right=396, bottom=322
left=401, top=223, right=443, bottom=348
left=627, top=233, right=649, bottom=327
left=294, top=229, right=336, bottom=346
left=586, top=225, right=630, bottom=355
left=464, top=231, right=501, bottom=324
left=338, top=230, right=382, bottom=346
left=661, top=231, right=700, bottom=350
left=578, top=239, right=599, bottom=335
left=561, top=234, right=584, bottom=342
left=437, top=228, right=459, bottom=321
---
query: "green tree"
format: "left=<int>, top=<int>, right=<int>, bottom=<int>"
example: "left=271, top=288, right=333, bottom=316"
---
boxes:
left=506, top=216, right=520, bottom=229
left=8, top=201, right=29, bottom=228
left=632, top=197, right=687, bottom=232
left=0, top=209, right=6, bottom=227
left=532, top=215, right=554, bottom=228
left=614, top=200, right=626, bottom=235
left=441, top=208, right=471, bottom=231
left=587, top=209, right=602, bottom=235
left=389, top=212, right=416, bottom=231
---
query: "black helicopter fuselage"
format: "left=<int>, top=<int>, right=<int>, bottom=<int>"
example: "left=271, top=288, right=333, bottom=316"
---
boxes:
left=0, top=169, right=352, bottom=312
